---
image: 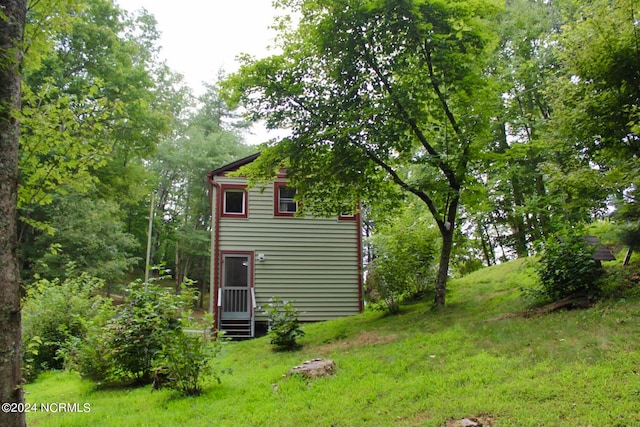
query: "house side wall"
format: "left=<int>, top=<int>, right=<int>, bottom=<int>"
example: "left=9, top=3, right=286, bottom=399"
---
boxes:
left=215, top=176, right=361, bottom=322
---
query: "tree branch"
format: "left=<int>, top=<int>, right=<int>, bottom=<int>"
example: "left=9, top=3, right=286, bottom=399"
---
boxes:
left=361, top=148, right=444, bottom=230
left=422, top=41, right=471, bottom=188
left=422, top=42, right=463, bottom=139
left=359, top=33, right=459, bottom=188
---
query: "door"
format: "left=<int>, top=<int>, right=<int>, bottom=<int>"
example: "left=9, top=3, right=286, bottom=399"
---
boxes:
left=220, top=253, right=252, bottom=320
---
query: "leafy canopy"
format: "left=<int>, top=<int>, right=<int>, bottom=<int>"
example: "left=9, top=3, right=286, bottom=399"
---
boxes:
left=223, top=0, right=502, bottom=306
left=224, top=0, right=501, bottom=219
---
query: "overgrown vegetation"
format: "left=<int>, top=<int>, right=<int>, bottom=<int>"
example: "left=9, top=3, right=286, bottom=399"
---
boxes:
left=99, top=282, right=185, bottom=384
left=21, top=270, right=108, bottom=381
left=264, top=297, right=305, bottom=351
left=25, top=258, right=640, bottom=427
left=533, top=231, right=603, bottom=301
left=152, top=314, right=223, bottom=396
left=23, top=276, right=222, bottom=396
left=366, top=203, right=438, bottom=313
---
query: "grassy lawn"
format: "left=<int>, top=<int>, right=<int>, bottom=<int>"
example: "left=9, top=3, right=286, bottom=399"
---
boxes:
left=26, top=258, right=640, bottom=426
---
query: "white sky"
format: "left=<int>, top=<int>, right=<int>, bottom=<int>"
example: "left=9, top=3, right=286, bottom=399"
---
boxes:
left=116, top=0, right=285, bottom=144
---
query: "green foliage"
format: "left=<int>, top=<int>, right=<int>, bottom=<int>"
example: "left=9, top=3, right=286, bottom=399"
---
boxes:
left=469, top=0, right=565, bottom=257
left=263, top=297, right=305, bottom=351
left=534, top=231, right=602, bottom=301
left=366, top=203, right=438, bottom=313
left=21, top=270, right=107, bottom=381
left=29, top=193, right=139, bottom=284
left=224, top=0, right=503, bottom=307
left=153, top=316, right=223, bottom=396
left=224, top=0, right=501, bottom=217
left=547, top=0, right=640, bottom=221
left=19, top=0, right=181, bottom=212
left=17, top=0, right=190, bottom=288
left=67, top=301, right=117, bottom=382
left=99, top=281, right=184, bottom=384
left=619, top=225, right=640, bottom=252
left=615, top=185, right=640, bottom=265
left=72, top=280, right=222, bottom=395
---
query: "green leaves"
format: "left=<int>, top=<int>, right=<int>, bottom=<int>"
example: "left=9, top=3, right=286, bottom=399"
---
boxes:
left=99, top=281, right=188, bottom=383
left=226, top=0, right=500, bottom=215
left=366, top=202, right=439, bottom=312
left=21, top=271, right=108, bottom=380
left=19, top=0, right=184, bottom=224
left=264, top=297, right=305, bottom=351
left=224, top=0, right=503, bottom=306
left=18, top=79, right=112, bottom=208
left=17, top=0, right=192, bottom=285
left=549, top=0, right=640, bottom=205
left=534, top=231, right=602, bottom=302
left=31, top=194, right=139, bottom=284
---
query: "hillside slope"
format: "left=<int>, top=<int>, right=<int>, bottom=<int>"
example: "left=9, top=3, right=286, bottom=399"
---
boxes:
left=27, top=258, right=640, bottom=427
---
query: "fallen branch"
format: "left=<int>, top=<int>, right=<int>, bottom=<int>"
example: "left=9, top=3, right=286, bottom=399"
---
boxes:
left=486, top=294, right=596, bottom=322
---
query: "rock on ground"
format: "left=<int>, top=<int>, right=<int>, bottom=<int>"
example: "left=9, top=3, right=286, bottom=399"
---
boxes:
left=287, top=358, right=336, bottom=378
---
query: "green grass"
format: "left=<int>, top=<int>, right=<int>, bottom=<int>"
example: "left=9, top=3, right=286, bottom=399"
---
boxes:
left=26, top=258, right=640, bottom=427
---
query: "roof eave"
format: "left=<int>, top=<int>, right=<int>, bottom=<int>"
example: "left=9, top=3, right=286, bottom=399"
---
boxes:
left=207, top=152, right=260, bottom=179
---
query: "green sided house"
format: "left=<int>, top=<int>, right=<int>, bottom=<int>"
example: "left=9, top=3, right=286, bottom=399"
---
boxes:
left=206, top=153, right=363, bottom=338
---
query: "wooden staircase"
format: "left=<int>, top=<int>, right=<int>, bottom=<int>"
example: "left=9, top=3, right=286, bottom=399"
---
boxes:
left=219, top=318, right=253, bottom=339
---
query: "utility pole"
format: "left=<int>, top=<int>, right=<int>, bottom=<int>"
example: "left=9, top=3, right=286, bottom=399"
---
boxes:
left=144, top=192, right=155, bottom=287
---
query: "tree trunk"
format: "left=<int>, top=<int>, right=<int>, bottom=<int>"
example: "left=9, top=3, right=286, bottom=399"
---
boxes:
left=0, top=1, right=27, bottom=426
left=477, top=219, right=495, bottom=266
left=434, top=228, right=454, bottom=307
left=623, top=247, right=633, bottom=266
left=509, top=180, right=529, bottom=258
left=175, top=241, right=180, bottom=293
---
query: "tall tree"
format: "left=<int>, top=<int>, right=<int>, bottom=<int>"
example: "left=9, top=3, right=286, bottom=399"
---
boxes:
left=471, top=0, right=561, bottom=258
left=30, top=193, right=139, bottom=285
left=0, top=0, right=27, bottom=425
left=17, top=0, right=188, bottom=280
left=224, top=0, right=501, bottom=306
left=150, top=83, right=251, bottom=300
left=549, top=0, right=640, bottom=220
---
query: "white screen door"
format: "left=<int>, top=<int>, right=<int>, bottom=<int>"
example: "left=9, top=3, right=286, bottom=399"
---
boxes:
left=221, top=254, right=251, bottom=320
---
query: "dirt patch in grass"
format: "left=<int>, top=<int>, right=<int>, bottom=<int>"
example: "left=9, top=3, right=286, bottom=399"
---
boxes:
left=314, top=330, right=398, bottom=353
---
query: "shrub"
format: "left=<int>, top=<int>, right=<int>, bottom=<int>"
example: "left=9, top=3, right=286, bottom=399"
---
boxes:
left=153, top=316, right=223, bottom=396
left=535, top=231, right=603, bottom=301
left=365, top=262, right=403, bottom=314
left=263, top=297, right=305, bottom=351
left=22, top=271, right=107, bottom=381
left=68, top=301, right=117, bottom=382
left=367, top=230, right=436, bottom=313
left=366, top=205, right=438, bottom=313
left=72, top=279, right=223, bottom=395
left=100, top=281, right=184, bottom=384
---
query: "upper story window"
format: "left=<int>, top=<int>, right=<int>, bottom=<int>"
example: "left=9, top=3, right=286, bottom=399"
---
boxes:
left=221, top=185, right=247, bottom=218
left=338, top=212, right=357, bottom=221
left=274, top=182, right=297, bottom=216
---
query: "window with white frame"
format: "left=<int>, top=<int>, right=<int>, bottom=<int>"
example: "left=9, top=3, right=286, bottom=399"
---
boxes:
left=274, top=183, right=297, bottom=216
left=222, top=186, right=247, bottom=217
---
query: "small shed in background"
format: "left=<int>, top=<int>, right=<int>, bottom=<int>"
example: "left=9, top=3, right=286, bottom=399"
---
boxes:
left=583, top=235, right=616, bottom=266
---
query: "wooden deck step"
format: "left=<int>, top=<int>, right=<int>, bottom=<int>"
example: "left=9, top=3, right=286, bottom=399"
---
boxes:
left=220, top=318, right=253, bottom=339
